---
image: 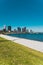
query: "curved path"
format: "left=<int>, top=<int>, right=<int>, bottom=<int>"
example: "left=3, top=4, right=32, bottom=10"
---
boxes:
left=0, top=34, right=43, bottom=53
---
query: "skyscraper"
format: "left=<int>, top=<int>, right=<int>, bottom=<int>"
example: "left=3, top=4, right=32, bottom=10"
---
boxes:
left=22, top=27, right=26, bottom=33
left=8, top=26, right=11, bottom=32
left=3, top=25, right=6, bottom=32
left=17, top=27, right=21, bottom=33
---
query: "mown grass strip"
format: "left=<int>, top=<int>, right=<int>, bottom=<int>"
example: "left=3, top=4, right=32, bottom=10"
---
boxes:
left=0, top=37, right=43, bottom=65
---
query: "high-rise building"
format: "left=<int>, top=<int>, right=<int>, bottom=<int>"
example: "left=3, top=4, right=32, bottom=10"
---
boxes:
left=29, top=29, right=33, bottom=33
left=22, top=27, right=26, bottom=33
left=4, top=25, right=6, bottom=29
left=8, top=26, right=11, bottom=32
left=17, top=27, right=21, bottom=33
left=3, top=25, right=6, bottom=32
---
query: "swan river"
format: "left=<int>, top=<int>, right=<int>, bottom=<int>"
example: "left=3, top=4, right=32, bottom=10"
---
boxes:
left=7, top=33, right=43, bottom=42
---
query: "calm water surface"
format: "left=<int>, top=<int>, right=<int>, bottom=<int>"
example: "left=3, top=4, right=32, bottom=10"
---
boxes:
left=7, top=33, right=43, bottom=42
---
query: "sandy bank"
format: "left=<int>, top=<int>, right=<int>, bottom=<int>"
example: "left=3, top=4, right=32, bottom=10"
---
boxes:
left=0, top=34, right=43, bottom=53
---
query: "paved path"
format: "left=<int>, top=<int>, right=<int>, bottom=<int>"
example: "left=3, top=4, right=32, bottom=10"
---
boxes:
left=0, top=34, right=43, bottom=53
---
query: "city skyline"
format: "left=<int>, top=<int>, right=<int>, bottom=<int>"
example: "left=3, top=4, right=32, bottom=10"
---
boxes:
left=0, top=0, right=43, bottom=32
left=0, top=25, right=43, bottom=32
left=0, top=25, right=43, bottom=33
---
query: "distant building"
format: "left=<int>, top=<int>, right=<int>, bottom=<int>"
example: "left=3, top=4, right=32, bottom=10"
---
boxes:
left=14, top=29, right=17, bottom=33
left=29, top=29, right=33, bottom=33
left=17, top=27, right=21, bottom=33
left=8, top=26, right=11, bottom=32
left=22, top=27, right=26, bottom=33
left=4, top=25, right=6, bottom=29
left=3, top=25, right=6, bottom=32
left=26, top=29, right=29, bottom=33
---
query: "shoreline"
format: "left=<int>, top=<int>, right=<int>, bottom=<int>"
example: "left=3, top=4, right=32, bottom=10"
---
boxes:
left=0, top=34, right=43, bottom=53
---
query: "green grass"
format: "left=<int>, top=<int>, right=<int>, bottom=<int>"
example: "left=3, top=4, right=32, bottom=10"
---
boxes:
left=0, top=37, right=43, bottom=65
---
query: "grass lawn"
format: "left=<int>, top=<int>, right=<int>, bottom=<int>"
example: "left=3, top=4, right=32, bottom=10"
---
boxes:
left=0, top=37, right=43, bottom=65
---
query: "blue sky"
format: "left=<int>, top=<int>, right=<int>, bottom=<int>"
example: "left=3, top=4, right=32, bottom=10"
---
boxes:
left=0, top=0, right=43, bottom=32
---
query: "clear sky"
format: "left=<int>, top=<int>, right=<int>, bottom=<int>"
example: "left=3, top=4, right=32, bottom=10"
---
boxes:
left=0, top=0, right=43, bottom=32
